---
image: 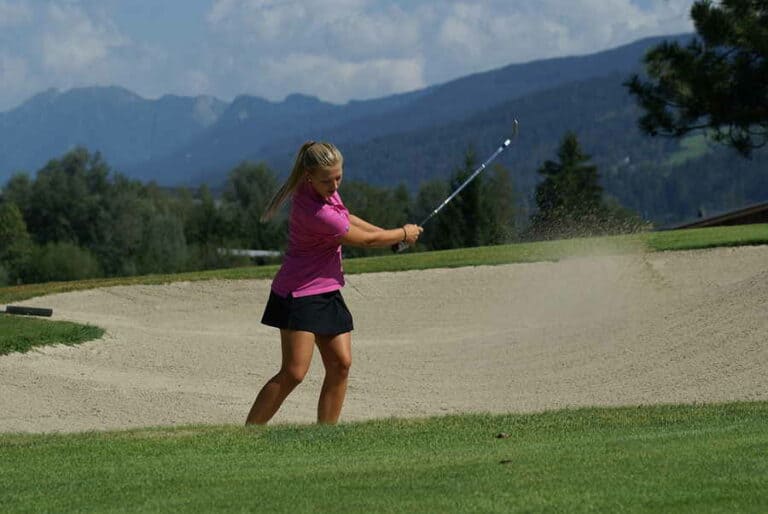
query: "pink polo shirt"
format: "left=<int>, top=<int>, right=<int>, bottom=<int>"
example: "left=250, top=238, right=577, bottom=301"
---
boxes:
left=270, top=181, right=350, bottom=298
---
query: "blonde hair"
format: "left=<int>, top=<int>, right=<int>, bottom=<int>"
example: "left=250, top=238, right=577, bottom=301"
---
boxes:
left=261, top=141, right=343, bottom=221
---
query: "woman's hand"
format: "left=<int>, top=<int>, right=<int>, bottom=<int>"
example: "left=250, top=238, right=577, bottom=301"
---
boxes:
left=402, top=224, right=423, bottom=245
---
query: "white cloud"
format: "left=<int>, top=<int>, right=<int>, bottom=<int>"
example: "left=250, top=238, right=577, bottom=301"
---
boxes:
left=261, top=53, right=425, bottom=103
left=0, top=50, right=49, bottom=113
left=432, top=0, right=694, bottom=78
left=322, top=7, right=421, bottom=60
left=183, top=69, right=213, bottom=97
left=204, top=0, right=694, bottom=102
left=207, top=0, right=419, bottom=59
left=0, top=0, right=697, bottom=110
left=203, top=0, right=429, bottom=101
left=0, top=0, right=32, bottom=27
left=208, top=0, right=367, bottom=31
left=41, top=3, right=130, bottom=74
left=0, top=52, right=30, bottom=97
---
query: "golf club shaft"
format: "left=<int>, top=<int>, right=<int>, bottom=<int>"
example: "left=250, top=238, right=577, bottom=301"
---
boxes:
left=394, top=122, right=518, bottom=253
left=418, top=140, right=511, bottom=227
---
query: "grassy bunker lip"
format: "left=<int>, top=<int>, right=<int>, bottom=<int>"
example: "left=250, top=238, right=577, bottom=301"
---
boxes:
left=1, top=224, right=765, bottom=358
left=0, top=315, right=104, bottom=356
left=1, top=224, right=766, bottom=305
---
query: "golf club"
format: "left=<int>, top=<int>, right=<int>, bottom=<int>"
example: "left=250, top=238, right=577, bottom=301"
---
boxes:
left=393, top=119, right=519, bottom=253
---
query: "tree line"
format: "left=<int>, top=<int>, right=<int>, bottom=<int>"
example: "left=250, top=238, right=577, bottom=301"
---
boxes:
left=0, top=133, right=644, bottom=286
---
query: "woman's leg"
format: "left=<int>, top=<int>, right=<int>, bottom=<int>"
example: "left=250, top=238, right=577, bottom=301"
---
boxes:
left=245, top=329, right=315, bottom=425
left=315, top=332, right=352, bottom=424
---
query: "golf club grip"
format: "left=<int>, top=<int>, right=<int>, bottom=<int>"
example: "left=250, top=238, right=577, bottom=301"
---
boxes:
left=5, top=305, right=53, bottom=317
left=391, top=241, right=410, bottom=253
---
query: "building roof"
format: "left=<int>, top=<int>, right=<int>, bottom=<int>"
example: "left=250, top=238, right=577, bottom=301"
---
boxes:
left=665, top=200, right=768, bottom=230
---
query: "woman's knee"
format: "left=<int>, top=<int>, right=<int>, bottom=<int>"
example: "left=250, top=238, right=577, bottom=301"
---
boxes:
left=278, top=365, right=309, bottom=386
left=326, top=355, right=351, bottom=379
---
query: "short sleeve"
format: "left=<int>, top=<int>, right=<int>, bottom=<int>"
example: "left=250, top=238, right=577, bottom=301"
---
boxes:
left=312, top=205, right=350, bottom=239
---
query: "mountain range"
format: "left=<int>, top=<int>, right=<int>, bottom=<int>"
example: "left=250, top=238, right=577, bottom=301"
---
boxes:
left=1, top=33, right=766, bottom=225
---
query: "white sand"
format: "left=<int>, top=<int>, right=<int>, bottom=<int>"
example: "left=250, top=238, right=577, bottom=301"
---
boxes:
left=1, top=245, right=767, bottom=433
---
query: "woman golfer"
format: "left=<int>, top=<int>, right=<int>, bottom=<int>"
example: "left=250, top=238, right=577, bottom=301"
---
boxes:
left=246, top=141, right=422, bottom=425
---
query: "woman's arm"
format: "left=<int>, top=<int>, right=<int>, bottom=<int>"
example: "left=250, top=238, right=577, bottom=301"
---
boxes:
left=349, top=214, right=383, bottom=233
left=341, top=223, right=422, bottom=248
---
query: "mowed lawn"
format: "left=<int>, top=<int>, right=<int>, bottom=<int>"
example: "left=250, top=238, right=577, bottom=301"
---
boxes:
left=1, top=403, right=766, bottom=513
left=1, top=224, right=767, bottom=512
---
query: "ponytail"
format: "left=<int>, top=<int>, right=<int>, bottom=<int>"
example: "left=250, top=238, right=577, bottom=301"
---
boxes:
left=261, top=141, right=343, bottom=221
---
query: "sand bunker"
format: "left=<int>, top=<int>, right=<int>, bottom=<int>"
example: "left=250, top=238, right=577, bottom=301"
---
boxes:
left=1, top=245, right=767, bottom=433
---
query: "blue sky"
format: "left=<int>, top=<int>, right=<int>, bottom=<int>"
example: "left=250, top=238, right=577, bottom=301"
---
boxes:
left=0, top=0, right=694, bottom=111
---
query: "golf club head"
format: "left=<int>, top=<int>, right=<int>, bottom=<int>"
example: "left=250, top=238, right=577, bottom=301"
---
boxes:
left=501, top=119, right=519, bottom=147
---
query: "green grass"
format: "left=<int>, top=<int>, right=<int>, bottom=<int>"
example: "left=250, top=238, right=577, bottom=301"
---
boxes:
left=0, top=315, right=104, bottom=356
left=647, top=224, right=768, bottom=251
left=1, top=402, right=765, bottom=513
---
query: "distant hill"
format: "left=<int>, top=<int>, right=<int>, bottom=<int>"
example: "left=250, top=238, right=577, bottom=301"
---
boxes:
left=131, top=33, right=693, bottom=184
left=323, top=72, right=768, bottom=225
left=2, top=32, right=766, bottom=225
left=0, top=34, right=690, bottom=186
left=0, top=86, right=226, bottom=180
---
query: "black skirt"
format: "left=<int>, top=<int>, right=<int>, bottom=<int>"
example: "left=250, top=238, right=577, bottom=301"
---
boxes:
left=261, top=289, right=354, bottom=335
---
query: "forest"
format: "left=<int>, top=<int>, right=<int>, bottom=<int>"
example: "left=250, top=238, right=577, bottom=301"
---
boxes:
left=0, top=133, right=642, bottom=285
